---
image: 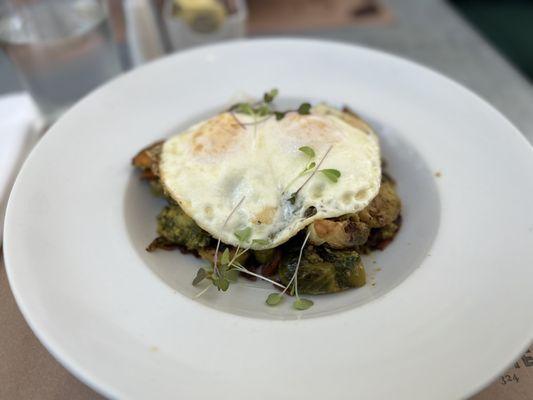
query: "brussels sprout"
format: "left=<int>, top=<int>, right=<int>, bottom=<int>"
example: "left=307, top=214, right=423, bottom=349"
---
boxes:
left=360, top=215, right=402, bottom=253
left=279, top=246, right=366, bottom=295
left=308, top=175, right=401, bottom=250
left=357, top=178, right=401, bottom=229
left=131, top=140, right=163, bottom=175
left=308, top=217, right=370, bottom=249
left=156, top=204, right=211, bottom=251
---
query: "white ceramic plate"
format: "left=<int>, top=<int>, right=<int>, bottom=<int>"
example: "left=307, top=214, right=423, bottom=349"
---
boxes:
left=5, top=39, right=533, bottom=399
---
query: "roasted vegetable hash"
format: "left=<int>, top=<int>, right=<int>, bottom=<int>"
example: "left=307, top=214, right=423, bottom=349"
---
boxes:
left=132, top=142, right=402, bottom=296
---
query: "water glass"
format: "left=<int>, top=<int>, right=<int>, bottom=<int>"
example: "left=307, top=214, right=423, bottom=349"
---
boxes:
left=0, top=0, right=122, bottom=126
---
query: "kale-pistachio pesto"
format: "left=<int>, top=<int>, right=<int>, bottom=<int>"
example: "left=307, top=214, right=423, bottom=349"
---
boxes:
left=157, top=204, right=211, bottom=251
left=279, top=245, right=366, bottom=295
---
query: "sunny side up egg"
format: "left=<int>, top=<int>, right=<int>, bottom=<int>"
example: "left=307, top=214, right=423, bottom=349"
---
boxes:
left=159, top=105, right=381, bottom=250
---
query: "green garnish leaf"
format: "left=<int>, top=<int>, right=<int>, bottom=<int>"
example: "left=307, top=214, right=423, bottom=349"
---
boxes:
left=297, top=103, right=311, bottom=115
left=255, top=104, right=271, bottom=117
left=234, top=227, right=252, bottom=243
left=266, top=293, right=284, bottom=306
left=252, top=238, right=270, bottom=246
left=219, top=262, right=228, bottom=275
left=306, top=161, right=316, bottom=171
left=320, top=169, right=341, bottom=183
left=274, top=111, right=286, bottom=120
left=226, top=269, right=239, bottom=282
left=263, top=88, right=279, bottom=103
left=217, top=277, right=230, bottom=291
left=293, top=298, right=314, bottom=310
left=299, top=146, right=315, bottom=158
left=236, top=103, right=254, bottom=115
left=192, top=268, right=207, bottom=286
left=220, top=248, right=230, bottom=266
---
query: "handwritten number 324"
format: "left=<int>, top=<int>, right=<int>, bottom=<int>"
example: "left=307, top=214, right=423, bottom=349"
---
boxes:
left=500, top=374, right=519, bottom=385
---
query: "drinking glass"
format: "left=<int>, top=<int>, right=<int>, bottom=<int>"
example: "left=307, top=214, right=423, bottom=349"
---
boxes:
left=0, top=0, right=122, bottom=126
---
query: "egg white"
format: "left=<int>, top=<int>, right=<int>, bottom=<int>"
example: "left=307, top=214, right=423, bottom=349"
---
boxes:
left=159, top=105, right=381, bottom=250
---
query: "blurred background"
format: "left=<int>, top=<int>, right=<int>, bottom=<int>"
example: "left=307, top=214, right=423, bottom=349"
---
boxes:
left=1, top=0, right=532, bottom=127
left=451, top=0, right=533, bottom=80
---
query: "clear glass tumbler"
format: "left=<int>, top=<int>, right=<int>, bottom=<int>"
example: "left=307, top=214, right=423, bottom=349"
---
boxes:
left=0, top=0, right=122, bottom=126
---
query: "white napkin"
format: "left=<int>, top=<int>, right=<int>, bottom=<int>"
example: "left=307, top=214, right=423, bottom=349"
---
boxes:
left=0, top=93, right=39, bottom=244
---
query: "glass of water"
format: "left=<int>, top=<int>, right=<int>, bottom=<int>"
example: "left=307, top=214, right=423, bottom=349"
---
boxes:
left=0, top=0, right=122, bottom=126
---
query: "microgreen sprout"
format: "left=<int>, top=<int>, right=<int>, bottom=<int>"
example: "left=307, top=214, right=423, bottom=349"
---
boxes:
left=234, top=103, right=254, bottom=115
left=233, top=226, right=252, bottom=243
left=228, top=89, right=314, bottom=127
left=286, top=145, right=336, bottom=204
left=274, top=111, right=286, bottom=120
left=220, top=248, right=230, bottom=265
left=263, top=88, right=278, bottom=103
left=193, top=200, right=288, bottom=297
left=229, top=111, right=245, bottom=129
left=284, top=146, right=318, bottom=196
left=193, top=246, right=288, bottom=297
left=228, top=88, right=278, bottom=125
left=265, top=231, right=313, bottom=310
left=298, top=146, right=315, bottom=158
left=234, top=226, right=252, bottom=243
left=192, top=268, right=207, bottom=286
left=213, top=196, right=246, bottom=278
left=293, top=298, right=314, bottom=310
left=320, top=168, right=341, bottom=183
left=297, top=103, right=311, bottom=115
left=233, top=263, right=286, bottom=288
left=291, top=231, right=313, bottom=310
left=266, top=292, right=284, bottom=306
left=256, top=104, right=271, bottom=116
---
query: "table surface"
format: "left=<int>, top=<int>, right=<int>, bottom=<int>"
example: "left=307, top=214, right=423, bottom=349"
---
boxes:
left=1, top=0, right=532, bottom=398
